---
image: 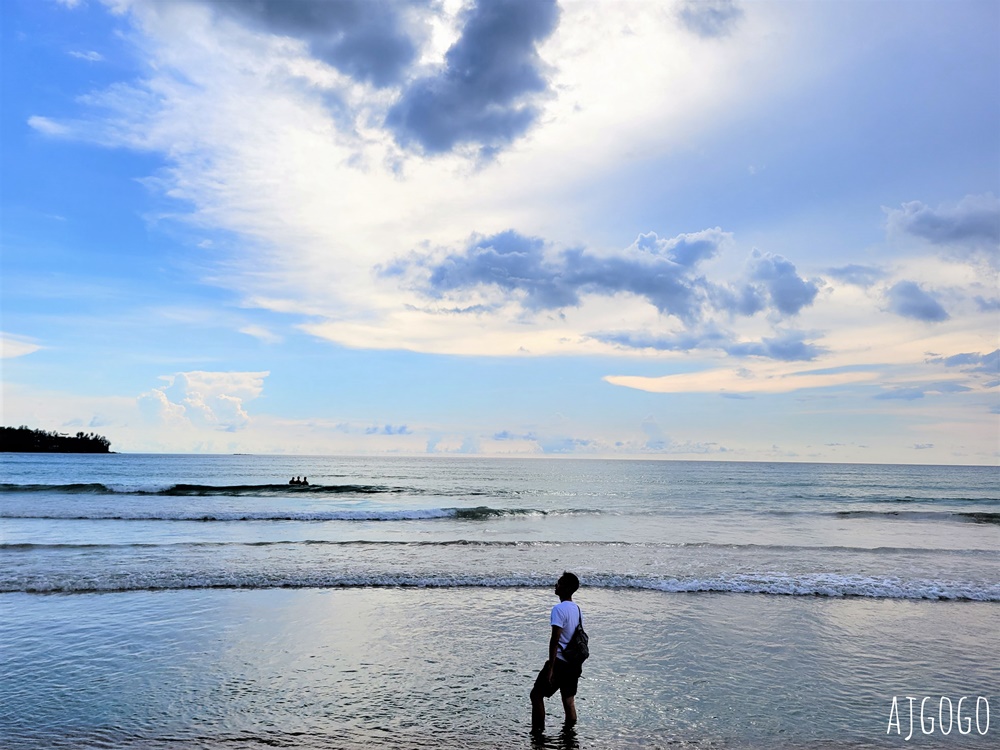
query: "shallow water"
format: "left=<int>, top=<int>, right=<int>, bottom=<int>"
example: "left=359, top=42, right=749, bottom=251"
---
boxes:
left=1, top=588, right=997, bottom=748
left=1, top=455, right=997, bottom=747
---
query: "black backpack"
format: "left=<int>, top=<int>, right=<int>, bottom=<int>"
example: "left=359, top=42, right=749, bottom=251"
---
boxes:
left=562, top=603, right=589, bottom=666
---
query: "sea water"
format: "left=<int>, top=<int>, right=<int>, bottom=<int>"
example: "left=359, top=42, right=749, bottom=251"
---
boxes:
left=1, top=454, right=997, bottom=748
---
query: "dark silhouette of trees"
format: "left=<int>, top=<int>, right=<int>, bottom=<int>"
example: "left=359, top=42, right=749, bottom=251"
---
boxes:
left=0, top=426, right=112, bottom=453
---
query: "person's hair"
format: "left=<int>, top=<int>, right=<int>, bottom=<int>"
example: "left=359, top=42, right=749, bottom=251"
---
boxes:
left=560, top=571, right=580, bottom=595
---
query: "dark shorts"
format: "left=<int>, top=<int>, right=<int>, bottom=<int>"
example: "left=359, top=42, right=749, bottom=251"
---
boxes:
left=532, top=658, right=582, bottom=699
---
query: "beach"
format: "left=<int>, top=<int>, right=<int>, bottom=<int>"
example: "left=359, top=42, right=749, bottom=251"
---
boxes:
left=1, top=454, right=997, bottom=748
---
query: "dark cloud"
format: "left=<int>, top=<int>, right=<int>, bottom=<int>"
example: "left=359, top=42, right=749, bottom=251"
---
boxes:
left=929, top=349, right=999, bottom=374
left=707, top=283, right=765, bottom=316
left=745, top=251, right=821, bottom=316
left=980, top=349, right=1000, bottom=375
left=423, top=230, right=578, bottom=310
left=723, top=330, right=826, bottom=361
left=594, top=329, right=728, bottom=353
left=386, top=0, right=560, bottom=154
left=393, top=230, right=821, bottom=325
left=975, top=296, right=1000, bottom=312
left=677, top=0, right=744, bottom=38
left=593, top=328, right=825, bottom=362
left=886, top=194, right=1000, bottom=250
left=204, top=0, right=426, bottom=87
left=934, top=352, right=982, bottom=367
left=635, top=230, right=719, bottom=267
left=885, top=280, right=949, bottom=322
left=708, top=251, right=819, bottom=317
left=412, top=228, right=734, bottom=322
left=826, top=264, right=886, bottom=288
left=389, top=227, right=824, bottom=360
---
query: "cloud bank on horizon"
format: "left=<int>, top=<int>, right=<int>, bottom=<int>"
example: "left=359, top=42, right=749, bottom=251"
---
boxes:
left=2, top=0, right=998, bottom=462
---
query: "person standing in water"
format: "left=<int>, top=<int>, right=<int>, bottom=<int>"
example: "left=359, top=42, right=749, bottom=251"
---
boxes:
left=530, top=571, right=583, bottom=733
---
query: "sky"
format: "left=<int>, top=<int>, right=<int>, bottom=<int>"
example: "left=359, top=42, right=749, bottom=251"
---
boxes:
left=1, top=0, right=998, bottom=463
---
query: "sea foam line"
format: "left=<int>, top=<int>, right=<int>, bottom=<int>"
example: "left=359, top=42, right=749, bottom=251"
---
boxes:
left=4, top=572, right=998, bottom=601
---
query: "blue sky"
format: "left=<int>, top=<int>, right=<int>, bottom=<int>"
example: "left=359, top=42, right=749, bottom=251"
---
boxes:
left=2, top=0, right=998, bottom=462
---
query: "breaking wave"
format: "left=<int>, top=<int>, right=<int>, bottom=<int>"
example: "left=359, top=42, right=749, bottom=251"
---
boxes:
left=0, top=482, right=418, bottom=496
left=5, top=570, right=997, bottom=601
left=834, top=510, right=1000, bottom=524
left=0, top=506, right=594, bottom=522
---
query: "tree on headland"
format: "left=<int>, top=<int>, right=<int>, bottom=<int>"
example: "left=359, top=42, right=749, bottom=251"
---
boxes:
left=0, top=426, right=112, bottom=453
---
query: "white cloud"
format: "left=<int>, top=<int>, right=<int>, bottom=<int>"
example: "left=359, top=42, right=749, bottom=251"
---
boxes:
left=137, top=386, right=186, bottom=424
left=238, top=325, right=282, bottom=344
left=605, top=365, right=876, bottom=396
left=0, top=334, right=42, bottom=359
left=27, top=116, right=71, bottom=137
left=139, top=370, right=268, bottom=432
left=69, top=50, right=105, bottom=62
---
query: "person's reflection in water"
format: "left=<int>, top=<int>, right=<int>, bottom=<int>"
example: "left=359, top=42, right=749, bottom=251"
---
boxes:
left=530, top=724, right=580, bottom=750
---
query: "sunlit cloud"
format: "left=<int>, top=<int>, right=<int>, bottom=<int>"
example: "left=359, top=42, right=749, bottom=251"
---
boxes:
left=605, top=366, right=878, bottom=396
left=138, top=371, right=268, bottom=432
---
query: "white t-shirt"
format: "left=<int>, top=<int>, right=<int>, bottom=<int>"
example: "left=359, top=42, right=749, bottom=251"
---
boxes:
left=550, top=600, right=581, bottom=661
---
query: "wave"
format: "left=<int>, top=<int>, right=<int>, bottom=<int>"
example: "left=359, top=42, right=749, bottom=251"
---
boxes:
left=3, top=540, right=996, bottom=556
left=758, top=508, right=1000, bottom=524
left=0, top=505, right=592, bottom=522
left=834, top=510, right=1000, bottom=524
left=883, top=496, right=1000, bottom=504
left=4, top=571, right=997, bottom=601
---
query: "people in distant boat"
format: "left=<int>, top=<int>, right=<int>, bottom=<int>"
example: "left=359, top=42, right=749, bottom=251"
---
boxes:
left=289, top=476, right=310, bottom=486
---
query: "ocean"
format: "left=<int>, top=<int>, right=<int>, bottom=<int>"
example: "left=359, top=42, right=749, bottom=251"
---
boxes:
left=1, top=454, right=997, bottom=748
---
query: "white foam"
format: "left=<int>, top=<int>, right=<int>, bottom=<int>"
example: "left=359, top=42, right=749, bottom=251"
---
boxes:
left=6, top=571, right=998, bottom=600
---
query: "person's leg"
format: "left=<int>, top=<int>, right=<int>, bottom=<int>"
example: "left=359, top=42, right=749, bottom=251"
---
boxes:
left=530, top=686, right=546, bottom=732
left=530, top=663, right=554, bottom=732
left=561, top=694, right=577, bottom=726
left=558, top=662, right=580, bottom=727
